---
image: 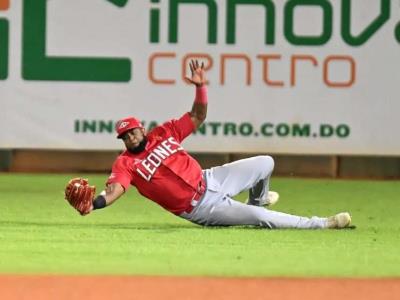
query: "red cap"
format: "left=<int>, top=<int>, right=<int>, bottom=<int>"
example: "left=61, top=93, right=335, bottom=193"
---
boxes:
left=115, top=117, right=144, bottom=138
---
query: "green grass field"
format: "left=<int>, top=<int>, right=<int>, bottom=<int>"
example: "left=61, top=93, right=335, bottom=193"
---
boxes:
left=0, top=173, right=399, bottom=277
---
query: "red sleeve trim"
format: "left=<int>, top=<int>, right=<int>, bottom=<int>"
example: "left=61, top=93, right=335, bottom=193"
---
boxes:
left=106, top=176, right=130, bottom=191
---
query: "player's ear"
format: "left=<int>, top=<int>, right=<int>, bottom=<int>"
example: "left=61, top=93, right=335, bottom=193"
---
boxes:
left=141, top=128, right=146, bottom=136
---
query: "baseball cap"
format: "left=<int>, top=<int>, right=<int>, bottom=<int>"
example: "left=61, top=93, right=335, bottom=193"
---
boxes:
left=115, top=117, right=144, bottom=139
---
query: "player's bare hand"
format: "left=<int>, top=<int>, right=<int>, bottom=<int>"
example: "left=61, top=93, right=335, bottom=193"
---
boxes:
left=185, top=60, right=206, bottom=87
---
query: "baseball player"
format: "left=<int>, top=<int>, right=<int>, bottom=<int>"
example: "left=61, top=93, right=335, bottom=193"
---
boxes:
left=65, top=60, right=352, bottom=229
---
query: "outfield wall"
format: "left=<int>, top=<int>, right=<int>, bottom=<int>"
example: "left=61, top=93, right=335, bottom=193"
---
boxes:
left=1, top=150, right=399, bottom=179
left=1, top=1, right=400, bottom=156
left=1, top=1, right=399, bottom=177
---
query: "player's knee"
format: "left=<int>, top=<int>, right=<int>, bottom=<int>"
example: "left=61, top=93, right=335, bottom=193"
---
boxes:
left=257, top=155, right=275, bottom=174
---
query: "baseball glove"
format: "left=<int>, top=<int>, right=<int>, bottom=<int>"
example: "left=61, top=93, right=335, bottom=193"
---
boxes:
left=64, top=178, right=96, bottom=215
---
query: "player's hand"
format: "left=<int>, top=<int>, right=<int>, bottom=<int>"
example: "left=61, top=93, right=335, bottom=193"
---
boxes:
left=185, top=59, right=206, bottom=87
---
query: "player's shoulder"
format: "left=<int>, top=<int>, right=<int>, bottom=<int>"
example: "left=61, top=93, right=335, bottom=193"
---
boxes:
left=149, top=122, right=170, bottom=137
left=113, top=151, right=134, bottom=166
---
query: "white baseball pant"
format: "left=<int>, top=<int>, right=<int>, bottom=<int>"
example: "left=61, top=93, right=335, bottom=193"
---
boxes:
left=180, top=156, right=328, bottom=229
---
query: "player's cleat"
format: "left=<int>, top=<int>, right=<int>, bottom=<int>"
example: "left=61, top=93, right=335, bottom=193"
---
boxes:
left=327, top=212, right=352, bottom=229
left=246, top=191, right=279, bottom=207
left=264, top=191, right=279, bottom=206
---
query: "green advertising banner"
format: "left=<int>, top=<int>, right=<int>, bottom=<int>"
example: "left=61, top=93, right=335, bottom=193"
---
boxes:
left=0, top=0, right=399, bottom=154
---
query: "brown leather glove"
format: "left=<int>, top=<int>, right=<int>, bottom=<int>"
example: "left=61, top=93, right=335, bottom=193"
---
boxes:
left=64, top=178, right=95, bottom=215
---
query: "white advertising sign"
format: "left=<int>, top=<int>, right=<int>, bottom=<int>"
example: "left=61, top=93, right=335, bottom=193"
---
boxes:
left=0, top=0, right=399, bottom=155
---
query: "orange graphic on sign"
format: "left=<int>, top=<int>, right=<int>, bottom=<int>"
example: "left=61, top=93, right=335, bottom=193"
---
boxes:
left=0, top=0, right=9, bottom=11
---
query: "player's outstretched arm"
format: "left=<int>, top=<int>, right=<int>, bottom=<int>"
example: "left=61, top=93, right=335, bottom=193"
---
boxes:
left=91, top=182, right=125, bottom=212
left=185, top=60, right=207, bottom=129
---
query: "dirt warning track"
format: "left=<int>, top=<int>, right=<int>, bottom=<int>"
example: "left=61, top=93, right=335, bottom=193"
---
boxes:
left=1, top=275, right=399, bottom=300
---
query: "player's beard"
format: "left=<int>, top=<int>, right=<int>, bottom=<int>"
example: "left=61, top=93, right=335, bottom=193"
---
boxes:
left=128, top=136, right=148, bottom=154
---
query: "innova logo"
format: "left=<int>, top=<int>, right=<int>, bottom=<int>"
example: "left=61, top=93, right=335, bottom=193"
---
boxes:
left=0, top=0, right=399, bottom=84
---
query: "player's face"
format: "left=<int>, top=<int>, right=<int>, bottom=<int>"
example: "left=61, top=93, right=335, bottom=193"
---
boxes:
left=121, top=128, right=146, bottom=152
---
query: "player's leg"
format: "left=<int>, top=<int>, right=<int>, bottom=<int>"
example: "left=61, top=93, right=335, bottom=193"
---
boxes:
left=185, top=191, right=327, bottom=229
left=247, top=177, right=279, bottom=206
left=207, top=155, right=275, bottom=204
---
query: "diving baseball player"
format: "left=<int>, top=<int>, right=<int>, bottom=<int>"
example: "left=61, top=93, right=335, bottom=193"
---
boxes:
left=64, top=60, right=351, bottom=229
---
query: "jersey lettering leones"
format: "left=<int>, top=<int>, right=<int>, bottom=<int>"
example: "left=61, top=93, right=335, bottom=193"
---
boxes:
left=135, top=137, right=184, bottom=181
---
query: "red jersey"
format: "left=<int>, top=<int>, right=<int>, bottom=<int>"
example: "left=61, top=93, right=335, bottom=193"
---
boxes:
left=107, top=112, right=203, bottom=215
